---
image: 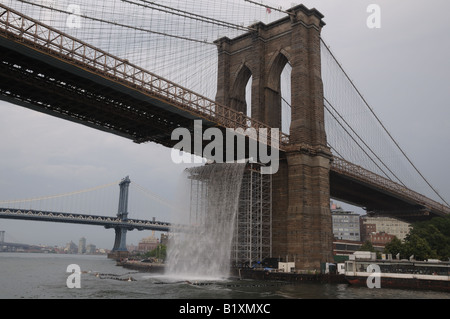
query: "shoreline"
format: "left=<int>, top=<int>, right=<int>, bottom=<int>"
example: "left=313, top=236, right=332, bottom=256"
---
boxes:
left=117, top=260, right=347, bottom=283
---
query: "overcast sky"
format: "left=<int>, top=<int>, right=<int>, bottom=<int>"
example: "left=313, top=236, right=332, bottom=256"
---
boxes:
left=0, top=0, right=449, bottom=249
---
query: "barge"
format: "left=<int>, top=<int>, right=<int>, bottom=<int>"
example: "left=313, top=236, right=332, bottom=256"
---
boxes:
left=344, top=259, right=450, bottom=292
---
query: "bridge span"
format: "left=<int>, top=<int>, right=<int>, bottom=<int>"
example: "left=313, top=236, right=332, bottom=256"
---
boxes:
left=0, top=208, right=170, bottom=232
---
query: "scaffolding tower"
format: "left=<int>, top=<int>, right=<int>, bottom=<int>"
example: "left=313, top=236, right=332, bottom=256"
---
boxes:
left=186, top=163, right=272, bottom=267
left=232, top=163, right=272, bottom=267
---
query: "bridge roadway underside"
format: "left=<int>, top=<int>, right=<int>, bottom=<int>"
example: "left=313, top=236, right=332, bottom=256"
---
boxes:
left=0, top=37, right=218, bottom=147
left=330, top=170, right=431, bottom=222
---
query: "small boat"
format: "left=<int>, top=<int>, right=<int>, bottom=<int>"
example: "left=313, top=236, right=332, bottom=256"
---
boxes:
left=344, top=259, right=450, bottom=292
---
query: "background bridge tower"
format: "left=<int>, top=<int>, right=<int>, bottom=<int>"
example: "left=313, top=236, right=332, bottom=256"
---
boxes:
left=215, top=5, right=333, bottom=270
left=108, top=176, right=131, bottom=259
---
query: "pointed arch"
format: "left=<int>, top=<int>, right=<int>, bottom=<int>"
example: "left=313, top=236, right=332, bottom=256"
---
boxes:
left=265, top=51, right=291, bottom=132
left=266, top=49, right=291, bottom=92
left=230, top=63, right=252, bottom=115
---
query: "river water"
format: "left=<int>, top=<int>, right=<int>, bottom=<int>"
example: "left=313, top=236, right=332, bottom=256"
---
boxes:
left=0, top=253, right=448, bottom=300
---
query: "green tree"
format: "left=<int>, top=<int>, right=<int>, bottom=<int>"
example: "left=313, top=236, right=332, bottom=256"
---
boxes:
left=384, top=236, right=403, bottom=258
left=359, top=240, right=382, bottom=258
left=359, top=241, right=375, bottom=252
left=383, top=215, right=450, bottom=261
left=144, top=244, right=167, bottom=260
left=402, top=233, right=436, bottom=261
left=406, top=215, right=450, bottom=260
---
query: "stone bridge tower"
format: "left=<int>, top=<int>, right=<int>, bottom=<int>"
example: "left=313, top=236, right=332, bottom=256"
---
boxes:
left=215, top=4, right=333, bottom=270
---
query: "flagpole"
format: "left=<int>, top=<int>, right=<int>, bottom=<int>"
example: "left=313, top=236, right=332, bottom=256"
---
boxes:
left=244, top=0, right=294, bottom=16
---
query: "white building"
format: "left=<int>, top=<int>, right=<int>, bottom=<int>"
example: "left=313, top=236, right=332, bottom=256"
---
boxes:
left=361, top=216, right=411, bottom=241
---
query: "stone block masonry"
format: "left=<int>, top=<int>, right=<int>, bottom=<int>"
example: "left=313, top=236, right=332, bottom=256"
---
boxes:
left=215, top=4, right=333, bottom=270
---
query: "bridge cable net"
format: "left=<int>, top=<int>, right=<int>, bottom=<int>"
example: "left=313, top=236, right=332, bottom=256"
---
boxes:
left=128, top=182, right=183, bottom=223
left=321, top=40, right=449, bottom=207
left=0, top=180, right=178, bottom=223
left=0, top=181, right=120, bottom=216
left=5, top=0, right=286, bottom=101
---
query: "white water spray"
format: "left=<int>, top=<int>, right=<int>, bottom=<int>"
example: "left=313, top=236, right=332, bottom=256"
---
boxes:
left=165, top=163, right=246, bottom=280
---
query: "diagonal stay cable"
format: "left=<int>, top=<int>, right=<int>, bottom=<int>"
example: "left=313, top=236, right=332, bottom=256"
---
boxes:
left=321, top=38, right=450, bottom=207
left=0, top=181, right=120, bottom=205
left=324, top=97, right=407, bottom=187
left=124, top=0, right=254, bottom=32
left=17, top=0, right=215, bottom=45
left=323, top=98, right=399, bottom=185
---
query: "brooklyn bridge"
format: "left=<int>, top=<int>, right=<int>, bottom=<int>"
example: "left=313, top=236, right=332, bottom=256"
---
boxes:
left=0, top=1, right=448, bottom=270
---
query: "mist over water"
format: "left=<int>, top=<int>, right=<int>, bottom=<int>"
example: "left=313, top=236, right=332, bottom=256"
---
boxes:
left=165, top=163, right=246, bottom=280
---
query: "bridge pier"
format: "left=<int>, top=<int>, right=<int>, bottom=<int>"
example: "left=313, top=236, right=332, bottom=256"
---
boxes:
left=215, top=5, right=333, bottom=270
left=272, top=151, right=333, bottom=270
left=112, top=227, right=128, bottom=252
left=108, top=225, right=130, bottom=260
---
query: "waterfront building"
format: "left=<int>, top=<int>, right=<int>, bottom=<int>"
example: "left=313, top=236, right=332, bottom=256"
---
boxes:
left=360, top=215, right=411, bottom=241
left=331, top=203, right=361, bottom=241
left=138, top=232, right=159, bottom=252
left=367, top=231, right=396, bottom=245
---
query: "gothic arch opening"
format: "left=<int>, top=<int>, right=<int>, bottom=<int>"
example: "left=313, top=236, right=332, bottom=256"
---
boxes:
left=280, top=63, right=292, bottom=135
left=266, top=52, right=291, bottom=134
left=230, top=64, right=252, bottom=116
left=245, top=75, right=252, bottom=118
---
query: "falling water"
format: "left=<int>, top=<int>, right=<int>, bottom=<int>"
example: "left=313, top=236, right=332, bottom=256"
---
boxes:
left=165, top=163, right=246, bottom=280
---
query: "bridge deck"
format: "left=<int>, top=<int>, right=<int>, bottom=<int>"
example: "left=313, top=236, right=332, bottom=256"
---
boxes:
left=0, top=208, right=170, bottom=232
left=331, top=157, right=450, bottom=220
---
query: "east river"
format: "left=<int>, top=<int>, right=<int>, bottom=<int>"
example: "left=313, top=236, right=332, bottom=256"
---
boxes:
left=0, top=253, right=448, bottom=300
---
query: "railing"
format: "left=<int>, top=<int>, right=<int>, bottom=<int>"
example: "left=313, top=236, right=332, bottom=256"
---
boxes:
left=331, top=157, right=450, bottom=216
left=0, top=3, right=288, bottom=148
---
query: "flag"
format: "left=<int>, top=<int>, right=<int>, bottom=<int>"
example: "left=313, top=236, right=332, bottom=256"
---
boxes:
left=266, top=7, right=271, bottom=14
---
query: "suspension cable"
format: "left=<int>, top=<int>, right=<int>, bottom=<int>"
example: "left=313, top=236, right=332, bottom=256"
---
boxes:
left=324, top=97, right=407, bottom=187
left=321, top=38, right=450, bottom=207
left=123, top=0, right=254, bottom=32
left=0, top=181, right=119, bottom=205
left=17, top=0, right=215, bottom=45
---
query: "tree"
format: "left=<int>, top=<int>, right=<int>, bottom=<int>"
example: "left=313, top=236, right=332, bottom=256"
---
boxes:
left=406, top=215, right=450, bottom=260
left=359, top=241, right=375, bottom=252
left=359, top=240, right=382, bottom=258
left=144, top=244, right=167, bottom=260
left=383, top=215, right=450, bottom=261
left=402, top=233, right=436, bottom=261
left=384, top=236, right=403, bottom=258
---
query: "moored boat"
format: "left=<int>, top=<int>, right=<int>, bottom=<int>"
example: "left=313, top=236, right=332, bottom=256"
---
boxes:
left=344, top=259, right=450, bottom=292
